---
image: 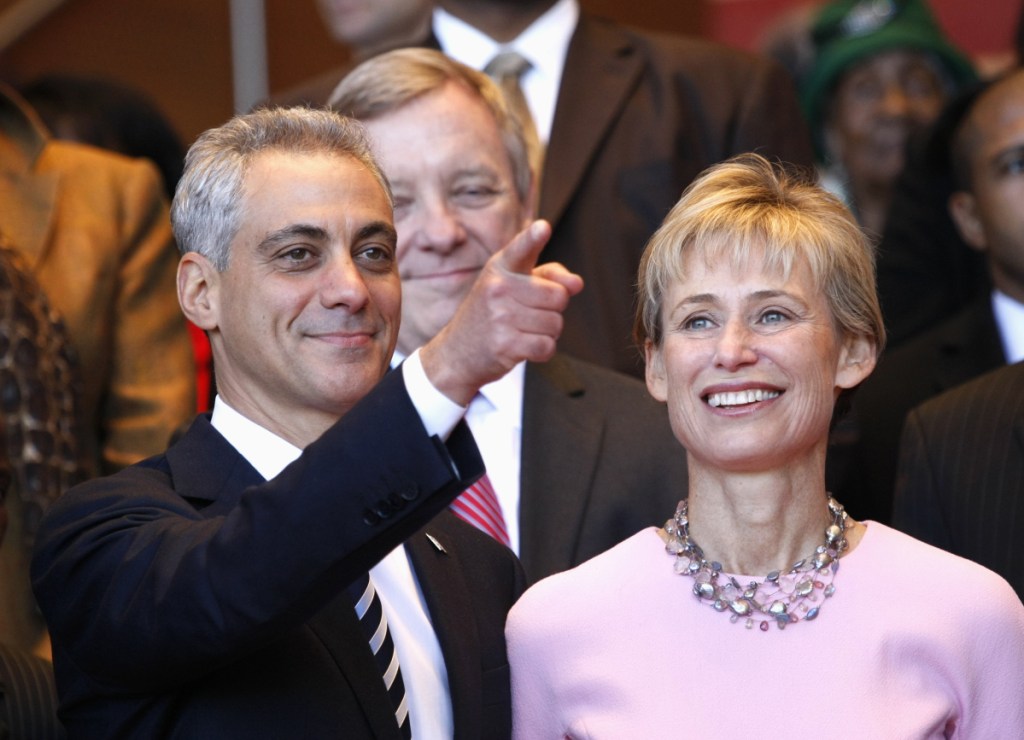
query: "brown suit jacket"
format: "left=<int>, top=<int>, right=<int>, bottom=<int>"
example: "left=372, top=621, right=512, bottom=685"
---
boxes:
left=519, top=354, right=686, bottom=581
left=0, top=85, right=195, bottom=474
left=537, top=15, right=815, bottom=376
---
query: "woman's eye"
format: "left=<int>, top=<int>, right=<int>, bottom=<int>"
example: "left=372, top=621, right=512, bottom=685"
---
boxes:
left=759, top=310, right=787, bottom=324
left=684, top=316, right=712, bottom=330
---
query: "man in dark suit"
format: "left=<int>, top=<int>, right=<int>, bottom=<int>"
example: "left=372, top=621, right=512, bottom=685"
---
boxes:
left=421, top=0, right=815, bottom=377
left=838, top=68, right=1024, bottom=524
left=892, top=361, right=1024, bottom=598
left=331, top=48, right=688, bottom=582
left=31, top=107, right=583, bottom=737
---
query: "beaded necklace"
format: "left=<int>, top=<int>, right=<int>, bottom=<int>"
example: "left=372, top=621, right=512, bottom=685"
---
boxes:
left=664, top=496, right=850, bottom=631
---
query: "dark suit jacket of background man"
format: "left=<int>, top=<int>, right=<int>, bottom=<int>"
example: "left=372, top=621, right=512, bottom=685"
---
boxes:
left=519, top=354, right=686, bottom=581
left=837, top=297, right=1007, bottom=524
left=412, top=14, right=815, bottom=377
left=892, top=361, right=1024, bottom=598
left=31, top=369, right=525, bottom=739
left=0, top=643, right=62, bottom=739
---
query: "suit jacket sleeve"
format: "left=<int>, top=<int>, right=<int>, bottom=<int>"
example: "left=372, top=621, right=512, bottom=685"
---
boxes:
left=891, top=408, right=953, bottom=550
left=31, top=367, right=484, bottom=693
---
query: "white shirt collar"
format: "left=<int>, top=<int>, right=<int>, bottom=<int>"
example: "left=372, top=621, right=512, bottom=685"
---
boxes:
left=433, top=0, right=579, bottom=66
left=992, top=289, right=1024, bottom=364
left=433, top=0, right=579, bottom=141
left=210, top=396, right=301, bottom=481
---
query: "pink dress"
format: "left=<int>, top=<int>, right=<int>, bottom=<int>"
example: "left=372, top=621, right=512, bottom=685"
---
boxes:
left=507, top=522, right=1024, bottom=739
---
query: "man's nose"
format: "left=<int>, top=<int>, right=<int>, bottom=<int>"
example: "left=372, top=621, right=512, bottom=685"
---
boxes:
left=878, top=82, right=912, bottom=118
left=412, top=198, right=467, bottom=255
left=320, top=253, right=370, bottom=311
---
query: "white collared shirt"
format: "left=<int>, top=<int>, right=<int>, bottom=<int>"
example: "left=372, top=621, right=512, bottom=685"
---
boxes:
left=433, top=0, right=580, bottom=144
left=210, top=349, right=460, bottom=739
left=992, top=289, right=1024, bottom=364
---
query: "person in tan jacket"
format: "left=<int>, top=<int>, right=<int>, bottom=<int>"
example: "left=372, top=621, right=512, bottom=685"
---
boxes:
left=0, top=83, right=194, bottom=475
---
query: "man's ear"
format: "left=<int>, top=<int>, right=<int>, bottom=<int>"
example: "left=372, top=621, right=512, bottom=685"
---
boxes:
left=949, top=191, right=987, bottom=253
left=178, top=252, right=220, bottom=330
left=645, top=339, right=668, bottom=402
left=835, top=334, right=877, bottom=391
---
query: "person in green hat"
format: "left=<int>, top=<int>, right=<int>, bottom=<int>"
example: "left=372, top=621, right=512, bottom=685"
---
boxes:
left=802, top=0, right=975, bottom=238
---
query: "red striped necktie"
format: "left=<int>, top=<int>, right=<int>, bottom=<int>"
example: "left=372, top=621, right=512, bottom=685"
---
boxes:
left=449, top=473, right=511, bottom=547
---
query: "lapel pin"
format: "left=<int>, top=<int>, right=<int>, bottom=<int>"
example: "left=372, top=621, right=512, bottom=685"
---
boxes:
left=425, top=533, right=447, bottom=554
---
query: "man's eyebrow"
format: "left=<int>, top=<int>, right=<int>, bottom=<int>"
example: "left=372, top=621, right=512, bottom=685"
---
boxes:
left=355, top=220, right=398, bottom=248
left=256, top=224, right=329, bottom=254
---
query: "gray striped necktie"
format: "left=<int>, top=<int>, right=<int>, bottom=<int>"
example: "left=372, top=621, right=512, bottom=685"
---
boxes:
left=348, top=573, right=412, bottom=738
left=485, top=50, right=544, bottom=181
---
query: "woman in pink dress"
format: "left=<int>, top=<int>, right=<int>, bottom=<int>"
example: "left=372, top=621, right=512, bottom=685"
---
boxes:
left=506, top=153, right=1024, bottom=739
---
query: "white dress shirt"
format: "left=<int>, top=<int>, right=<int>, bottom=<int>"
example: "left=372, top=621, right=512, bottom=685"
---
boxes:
left=433, top=0, right=579, bottom=144
left=210, top=349, right=463, bottom=739
left=992, top=289, right=1024, bottom=364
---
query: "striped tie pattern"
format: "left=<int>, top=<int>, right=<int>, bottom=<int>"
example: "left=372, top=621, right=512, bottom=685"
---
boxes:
left=348, top=574, right=411, bottom=739
left=450, top=473, right=511, bottom=547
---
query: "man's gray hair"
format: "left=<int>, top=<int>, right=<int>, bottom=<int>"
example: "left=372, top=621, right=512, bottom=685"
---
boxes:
left=171, top=107, right=392, bottom=270
left=328, top=47, right=532, bottom=204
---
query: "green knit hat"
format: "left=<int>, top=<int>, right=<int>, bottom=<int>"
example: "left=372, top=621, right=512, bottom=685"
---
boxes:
left=801, top=0, right=976, bottom=143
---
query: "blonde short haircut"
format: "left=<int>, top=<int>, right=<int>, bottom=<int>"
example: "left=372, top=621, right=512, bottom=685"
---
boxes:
left=328, top=47, right=532, bottom=204
left=635, top=153, right=885, bottom=356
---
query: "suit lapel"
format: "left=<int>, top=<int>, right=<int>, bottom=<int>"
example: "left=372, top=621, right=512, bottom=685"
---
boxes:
left=165, top=415, right=264, bottom=513
left=405, top=517, right=481, bottom=740
left=933, top=299, right=1007, bottom=392
left=518, top=356, right=604, bottom=580
left=539, top=15, right=644, bottom=230
left=0, top=88, right=58, bottom=269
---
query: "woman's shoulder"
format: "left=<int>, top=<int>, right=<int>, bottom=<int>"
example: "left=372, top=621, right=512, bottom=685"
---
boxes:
left=856, top=522, right=1023, bottom=615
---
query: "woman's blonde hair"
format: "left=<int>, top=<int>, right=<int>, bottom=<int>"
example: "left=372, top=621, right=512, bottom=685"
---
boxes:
left=635, top=153, right=885, bottom=357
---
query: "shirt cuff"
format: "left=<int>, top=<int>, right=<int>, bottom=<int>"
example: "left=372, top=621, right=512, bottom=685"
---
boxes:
left=401, top=348, right=466, bottom=441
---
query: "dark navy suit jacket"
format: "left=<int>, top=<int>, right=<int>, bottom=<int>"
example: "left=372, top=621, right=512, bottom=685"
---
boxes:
left=32, top=369, right=524, bottom=738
